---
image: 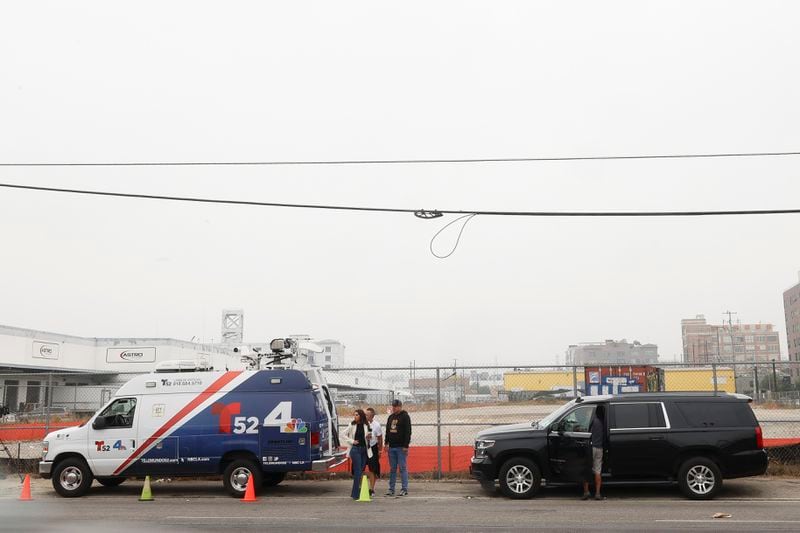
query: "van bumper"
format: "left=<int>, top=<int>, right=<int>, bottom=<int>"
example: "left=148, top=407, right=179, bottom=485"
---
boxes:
left=39, top=461, right=53, bottom=479
left=312, top=451, right=348, bottom=472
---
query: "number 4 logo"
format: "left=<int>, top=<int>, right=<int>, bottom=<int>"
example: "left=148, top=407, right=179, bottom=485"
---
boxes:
left=263, top=401, right=292, bottom=426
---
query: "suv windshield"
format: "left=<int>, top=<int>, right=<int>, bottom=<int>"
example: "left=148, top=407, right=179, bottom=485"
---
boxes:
left=533, top=400, right=576, bottom=429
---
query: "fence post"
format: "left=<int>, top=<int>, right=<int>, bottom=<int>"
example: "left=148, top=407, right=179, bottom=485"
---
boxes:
left=712, top=364, right=718, bottom=395
left=45, top=373, right=53, bottom=435
left=572, top=366, right=578, bottom=397
left=436, top=367, right=442, bottom=481
left=753, top=366, right=760, bottom=401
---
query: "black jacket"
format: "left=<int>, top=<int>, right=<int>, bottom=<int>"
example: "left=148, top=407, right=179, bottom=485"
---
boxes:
left=386, top=410, right=412, bottom=447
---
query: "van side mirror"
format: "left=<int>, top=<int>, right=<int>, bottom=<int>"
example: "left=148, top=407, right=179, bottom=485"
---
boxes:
left=92, top=416, right=106, bottom=430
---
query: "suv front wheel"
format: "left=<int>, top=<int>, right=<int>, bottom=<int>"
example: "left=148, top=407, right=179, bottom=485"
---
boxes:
left=678, top=457, right=722, bottom=500
left=498, top=457, right=541, bottom=499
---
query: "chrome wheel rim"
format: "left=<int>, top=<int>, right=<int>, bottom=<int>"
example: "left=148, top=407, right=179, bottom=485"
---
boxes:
left=505, top=465, right=534, bottom=494
left=59, top=466, right=83, bottom=491
left=231, top=467, right=252, bottom=492
left=687, top=465, right=715, bottom=495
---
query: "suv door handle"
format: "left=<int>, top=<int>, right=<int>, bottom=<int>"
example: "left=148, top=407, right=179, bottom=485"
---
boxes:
left=649, top=436, right=665, bottom=441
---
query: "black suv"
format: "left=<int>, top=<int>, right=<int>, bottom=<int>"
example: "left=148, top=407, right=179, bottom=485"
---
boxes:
left=470, top=392, right=767, bottom=500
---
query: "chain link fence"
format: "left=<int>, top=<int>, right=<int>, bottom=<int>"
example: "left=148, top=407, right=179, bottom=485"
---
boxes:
left=2, top=363, right=799, bottom=479
left=326, top=362, right=800, bottom=477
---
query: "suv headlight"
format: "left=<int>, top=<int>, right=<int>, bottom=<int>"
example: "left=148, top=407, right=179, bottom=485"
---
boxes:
left=475, top=439, right=495, bottom=457
left=42, top=441, right=49, bottom=459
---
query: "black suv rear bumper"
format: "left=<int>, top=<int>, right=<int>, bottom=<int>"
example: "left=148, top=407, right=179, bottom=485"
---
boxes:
left=724, top=449, right=768, bottom=479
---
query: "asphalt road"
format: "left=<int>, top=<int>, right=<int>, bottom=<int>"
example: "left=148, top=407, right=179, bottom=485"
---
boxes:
left=2, top=477, right=800, bottom=532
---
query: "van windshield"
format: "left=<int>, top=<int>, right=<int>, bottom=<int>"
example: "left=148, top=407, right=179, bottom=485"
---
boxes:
left=533, top=400, right=575, bottom=429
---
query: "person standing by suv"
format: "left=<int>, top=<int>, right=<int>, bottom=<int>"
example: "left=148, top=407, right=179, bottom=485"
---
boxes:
left=385, top=399, right=411, bottom=496
left=365, top=407, right=383, bottom=497
left=582, top=404, right=606, bottom=501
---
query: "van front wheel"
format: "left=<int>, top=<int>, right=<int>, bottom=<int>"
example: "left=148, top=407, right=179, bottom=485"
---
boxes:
left=222, top=459, right=262, bottom=498
left=52, top=457, right=94, bottom=497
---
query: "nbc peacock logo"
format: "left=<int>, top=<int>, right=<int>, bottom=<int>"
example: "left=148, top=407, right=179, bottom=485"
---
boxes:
left=282, top=418, right=308, bottom=433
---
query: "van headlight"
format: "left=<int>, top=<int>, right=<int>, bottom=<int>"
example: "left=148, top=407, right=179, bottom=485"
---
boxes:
left=475, top=439, right=495, bottom=457
left=42, top=441, right=49, bottom=459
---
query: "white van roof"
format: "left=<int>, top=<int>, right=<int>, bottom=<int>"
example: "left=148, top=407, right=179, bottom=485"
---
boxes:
left=114, top=369, right=312, bottom=397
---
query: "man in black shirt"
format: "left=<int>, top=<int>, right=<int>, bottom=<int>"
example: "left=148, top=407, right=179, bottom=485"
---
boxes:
left=582, top=404, right=606, bottom=500
left=385, top=399, right=412, bottom=496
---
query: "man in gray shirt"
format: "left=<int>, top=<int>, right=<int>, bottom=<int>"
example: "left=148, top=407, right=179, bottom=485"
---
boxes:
left=582, top=404, right=606, bottom=500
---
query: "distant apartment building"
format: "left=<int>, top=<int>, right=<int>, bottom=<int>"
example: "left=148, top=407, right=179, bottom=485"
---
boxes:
left=566, top=339, right=658, bottom=365
left=783, top=274, right=800, bottom=372
left=681, top=314, right=780, bottom=364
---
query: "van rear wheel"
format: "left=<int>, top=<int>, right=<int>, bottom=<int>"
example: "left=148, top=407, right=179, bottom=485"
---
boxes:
left=678, top=457, right=722, bottom=500
left=52, top=457, right=94, bottom=497
left=498, top=457, right=541, bottom=499
left=222, top=458, right=262, bottom=498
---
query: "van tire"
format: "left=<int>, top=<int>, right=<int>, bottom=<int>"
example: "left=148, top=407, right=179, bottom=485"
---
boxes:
left=52, top=457, right=94, bottom=497
left=97, top=477, right=126, bottom=487
left=498, top=457, right=541, bottom=499
left=222, top=458, right=263, bottom=498
left=678, top=457, right=722, bottom=500
left=262, top=472, right=286, bottom=487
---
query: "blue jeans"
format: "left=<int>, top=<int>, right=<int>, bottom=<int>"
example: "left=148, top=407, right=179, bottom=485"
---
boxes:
left=388, top=446, right=408, bottom=492
left=349, top=447, right=368, bottom=499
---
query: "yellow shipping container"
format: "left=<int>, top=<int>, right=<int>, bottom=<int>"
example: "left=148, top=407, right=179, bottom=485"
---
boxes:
left=663, top=368, right=736, bottom=393
left=504, top=371, right=576, bottom=392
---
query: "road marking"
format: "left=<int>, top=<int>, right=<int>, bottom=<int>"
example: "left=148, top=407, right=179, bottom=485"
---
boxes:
left=656, top=520, right=800, bottom=524
left=167, top=516, right=320, bottom=521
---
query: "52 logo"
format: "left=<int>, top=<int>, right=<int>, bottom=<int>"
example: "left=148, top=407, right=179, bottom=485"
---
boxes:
left=210, top=401, right=294, bottom=435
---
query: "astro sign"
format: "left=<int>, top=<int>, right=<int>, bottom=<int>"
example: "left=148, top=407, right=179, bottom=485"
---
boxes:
left=33, top=341, right=60, bottom=360
left=106, top=347, right=156, bottom=363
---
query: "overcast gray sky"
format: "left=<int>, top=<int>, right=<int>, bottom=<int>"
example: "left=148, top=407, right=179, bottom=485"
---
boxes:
left=1, top=1, right=799, bottom=366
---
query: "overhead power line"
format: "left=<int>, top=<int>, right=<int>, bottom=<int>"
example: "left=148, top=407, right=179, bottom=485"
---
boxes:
left=1, top=182, right=799, bottom=217
left=1, top=150, right=800, bottom=167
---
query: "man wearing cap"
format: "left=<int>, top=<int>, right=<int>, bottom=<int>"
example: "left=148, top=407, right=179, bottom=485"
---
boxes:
left=385, top=399, right=412, bottom=496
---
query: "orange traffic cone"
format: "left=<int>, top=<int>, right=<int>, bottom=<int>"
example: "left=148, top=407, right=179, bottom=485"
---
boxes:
left=242, top=477, right=257, bottom=502
left=19, top=474, right=32, bottom=501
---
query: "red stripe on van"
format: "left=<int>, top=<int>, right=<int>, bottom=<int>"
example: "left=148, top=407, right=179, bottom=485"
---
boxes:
left=112, top=371, right=242, bottom=475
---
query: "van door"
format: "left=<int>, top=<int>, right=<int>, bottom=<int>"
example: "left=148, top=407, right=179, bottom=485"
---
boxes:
left=86, top=397, right=139, bottom=476
left=547, top=404, right=596, bottom=482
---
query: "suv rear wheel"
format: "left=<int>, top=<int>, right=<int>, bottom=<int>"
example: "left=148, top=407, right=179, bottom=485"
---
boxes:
left=498, top=457, right=541, bottom=499
left=52, top=457, right=94, bottom=497
left=678, top=457, right=722, bottom=500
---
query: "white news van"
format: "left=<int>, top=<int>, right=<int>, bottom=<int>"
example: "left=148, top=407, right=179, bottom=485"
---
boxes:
left=40, top=367, right=345, bottom=497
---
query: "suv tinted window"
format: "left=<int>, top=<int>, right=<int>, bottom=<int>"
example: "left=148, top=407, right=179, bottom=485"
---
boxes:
left=611, top=403, right=666, bottom=429
left=675, top=401, right=755, bottom=427
left=612, top=404, right=649, bottom=428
